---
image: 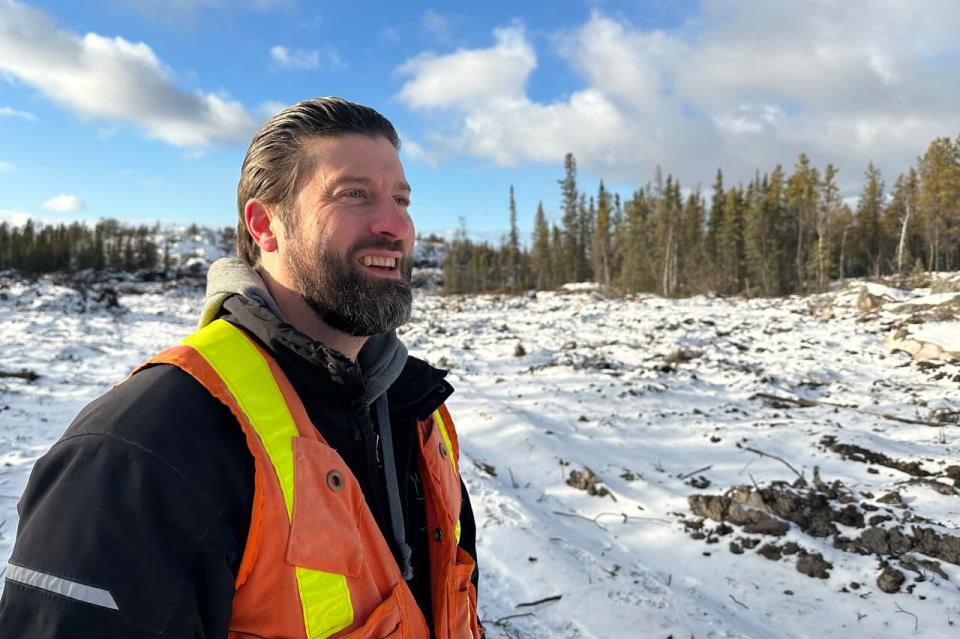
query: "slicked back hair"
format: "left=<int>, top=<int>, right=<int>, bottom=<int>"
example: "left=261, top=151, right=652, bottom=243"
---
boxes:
left=236, top=97, right=401, bottom=265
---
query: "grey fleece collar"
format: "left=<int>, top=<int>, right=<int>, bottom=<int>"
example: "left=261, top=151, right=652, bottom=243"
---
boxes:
left=200, top=257, right=408, bottom=406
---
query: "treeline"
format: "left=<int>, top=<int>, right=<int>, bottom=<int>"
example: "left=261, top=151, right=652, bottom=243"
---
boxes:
left=444, top=136, right=960, bottom=296
left=0, top=219, right=235, bottom=274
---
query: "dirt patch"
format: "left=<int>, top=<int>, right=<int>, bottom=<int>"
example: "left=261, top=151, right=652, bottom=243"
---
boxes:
left=820, top=435, right=933, bottom=477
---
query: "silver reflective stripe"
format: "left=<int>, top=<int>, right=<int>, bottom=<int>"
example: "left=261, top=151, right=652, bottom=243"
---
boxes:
left=5, top=563, right=119, bottom=610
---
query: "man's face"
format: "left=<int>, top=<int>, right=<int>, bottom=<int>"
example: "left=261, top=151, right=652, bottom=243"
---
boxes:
left=280, top=134, right=415, bottom=337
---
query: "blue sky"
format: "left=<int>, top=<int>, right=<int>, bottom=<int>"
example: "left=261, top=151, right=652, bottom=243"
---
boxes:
left=2, top=0, right=959, bottom=242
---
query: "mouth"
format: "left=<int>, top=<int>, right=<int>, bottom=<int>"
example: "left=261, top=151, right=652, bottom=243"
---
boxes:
left=358, top=253, right=401, bottom=278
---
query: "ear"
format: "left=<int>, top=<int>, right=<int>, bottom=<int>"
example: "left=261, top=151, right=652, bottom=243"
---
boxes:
left=244, top=199, right=279, bottom=253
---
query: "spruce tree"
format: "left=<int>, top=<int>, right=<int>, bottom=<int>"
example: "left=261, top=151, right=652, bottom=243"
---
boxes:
left=531, top=202, right=551, bottom=290
left=592, top=181, right=612, bottom=288
left=558, top=153, right=579, bottom=283
left=855, top=162, right=884, bottom=277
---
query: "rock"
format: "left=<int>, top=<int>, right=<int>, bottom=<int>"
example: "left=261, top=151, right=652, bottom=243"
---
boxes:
left=781, top=542, right=801, bottom=555
left=757, top=543, right=782, bottom=561
left=513, top=343, right=527, bottom=357
left=664, top=348, right=700, bottom=364
left=917, top=558, right=949, bottom=580
left=911, top=526, right=960, bottom=565
left=877, top=491, right=905, bottom=506
left=796, top=550, right=832, bottom=579
left=566, top=467, right=609, bottom=498
left=857, top=527, right=891, bottom=555
left=877, top=567, right=905, bottom=593
left=743, top=517, right=790, bottom=536
left=857, top=286, right=888, bottom=311
left=729, top=542, right=744, bottom=555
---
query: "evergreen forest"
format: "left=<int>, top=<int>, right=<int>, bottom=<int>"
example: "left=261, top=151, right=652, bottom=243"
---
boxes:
left=0, top=220, right=235, bottom=275
left=444, top=136, right=960, bottom=296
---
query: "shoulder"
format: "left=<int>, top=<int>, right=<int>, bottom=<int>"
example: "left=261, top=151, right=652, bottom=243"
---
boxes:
left=4, top=364, right=254, bottom=635
left=50, top=363, right=253, bottom=524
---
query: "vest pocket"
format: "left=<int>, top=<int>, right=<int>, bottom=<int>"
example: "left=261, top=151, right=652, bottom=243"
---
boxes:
left=286, top=436, right=366, bottom=576
left=447, top=547, right=481, bottom=639
left=336, top=583, right=406, bottom=639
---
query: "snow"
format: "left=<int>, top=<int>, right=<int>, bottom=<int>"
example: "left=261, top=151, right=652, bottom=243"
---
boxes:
left=1, top=277, right=959, bottom=637
left=887, top=292, right=960, bottom=313
left=912, top=322, right=960, bottom=354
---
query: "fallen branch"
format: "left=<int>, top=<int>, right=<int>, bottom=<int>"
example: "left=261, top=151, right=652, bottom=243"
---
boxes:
left=752, top=392, right=956, bottom=428
left=0, top=369, right=39, bottom=382
left=552, top=510, right=671, bottom=530
left=593, top=511, right=671, bottom=525
left=493, top=612, right=535, bottom=625
left=552, top=510, right=607, bottom=530
left=752, top=392, right=859, bottom=410
left=729, top=594, right=749, bottom=609
left=894, top=602, right=919, bottom=631
left=878, top=412, right=950, bottom=428
left=680, top=465, right=713, bottom=480
left=516, top=595, right=562, bottom=608
left=738, top=445, right=806, bottom=484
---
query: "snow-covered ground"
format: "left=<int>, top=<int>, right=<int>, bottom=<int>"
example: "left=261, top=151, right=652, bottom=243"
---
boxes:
left=1, top=276, right=958, bottom=638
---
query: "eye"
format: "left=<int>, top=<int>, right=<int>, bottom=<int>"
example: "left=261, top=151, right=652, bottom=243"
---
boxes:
left=394, top=195, right=411, bottom=207
left=342, top=189, right=369, bottom=200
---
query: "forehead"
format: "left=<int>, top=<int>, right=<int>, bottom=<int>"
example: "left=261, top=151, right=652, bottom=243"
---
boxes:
left=301, top=134, right=406, bottom=187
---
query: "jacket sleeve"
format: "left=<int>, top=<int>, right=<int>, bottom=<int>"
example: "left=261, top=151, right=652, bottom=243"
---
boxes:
left=0, top=365, right=254, bottom=638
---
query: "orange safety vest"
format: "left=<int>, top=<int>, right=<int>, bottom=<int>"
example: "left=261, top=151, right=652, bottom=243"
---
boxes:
left=139, top=319, right=481, bottom=639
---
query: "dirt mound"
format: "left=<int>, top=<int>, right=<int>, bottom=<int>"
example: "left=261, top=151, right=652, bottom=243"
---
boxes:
left=820, top=435, right=933, bottom=477
left=687, top=477, right=959, bottom=591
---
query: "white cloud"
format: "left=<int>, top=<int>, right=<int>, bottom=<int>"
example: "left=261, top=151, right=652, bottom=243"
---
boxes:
left=422, top=10, right=453, bottom=43
left=257, top=100, right=288, bottom=119
left=399, top=134, right=438, bottom=167
left=42, top=194, right=86, bottom=213
left=397, top=4, right=960, bottom=193
left=0, top=160, right=15, bottom=171
left=0, top=0, right=257, bottom=147
left=0, top=209, right=34, bottom=227
left=397, top=24, right=535, bottom=110
left=270, top=44, right=343, bottom=71
left=0, top=106, right=36, bottom=121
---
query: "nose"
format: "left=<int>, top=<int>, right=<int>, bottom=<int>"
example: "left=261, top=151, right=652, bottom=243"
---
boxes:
left=370, top=198, right=413, bottom=242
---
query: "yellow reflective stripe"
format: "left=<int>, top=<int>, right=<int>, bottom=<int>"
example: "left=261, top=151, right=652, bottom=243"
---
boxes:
left=184, top=320, right=299, bottom=519
left=433, top=409, right=458, bottom=475
left=297, top=567, right=353, bottom=639
left=433, top=409, right=462, bottom=543
left=184, top=320, right=353, bottom=639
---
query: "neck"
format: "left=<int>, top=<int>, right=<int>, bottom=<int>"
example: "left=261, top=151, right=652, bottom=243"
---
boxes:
left=259, top=268, right=368, bottom=362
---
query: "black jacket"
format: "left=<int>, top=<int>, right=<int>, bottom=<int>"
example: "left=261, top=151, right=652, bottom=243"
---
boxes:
left=0, top=295, right=478, bottom=637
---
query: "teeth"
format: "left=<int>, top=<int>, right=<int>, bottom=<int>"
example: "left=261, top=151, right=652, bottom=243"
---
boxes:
left=361, top=255, right=397, bottom=268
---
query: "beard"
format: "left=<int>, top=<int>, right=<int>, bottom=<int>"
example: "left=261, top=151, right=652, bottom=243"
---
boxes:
left=284, top=231, right=413, bottom=337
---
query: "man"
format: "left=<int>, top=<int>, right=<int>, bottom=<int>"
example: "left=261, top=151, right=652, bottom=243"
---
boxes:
left=0, top=97, right=482, bottom=638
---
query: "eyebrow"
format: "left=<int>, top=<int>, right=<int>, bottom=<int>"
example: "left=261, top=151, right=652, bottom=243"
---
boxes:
left=329, top=175, right=412, bottom=193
